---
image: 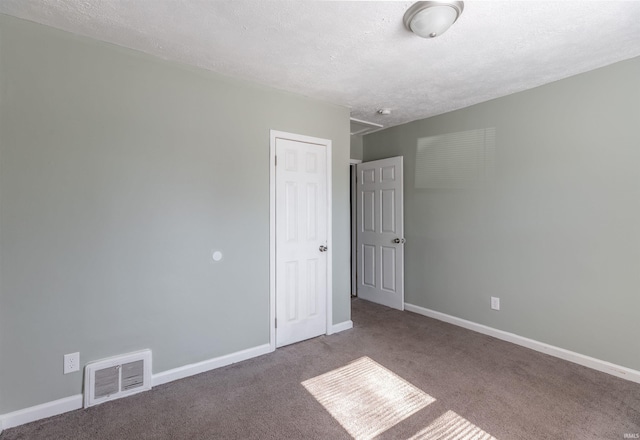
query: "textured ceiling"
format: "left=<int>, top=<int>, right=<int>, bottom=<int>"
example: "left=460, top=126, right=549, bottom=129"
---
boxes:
left=1, top=1, right=639, bottom=130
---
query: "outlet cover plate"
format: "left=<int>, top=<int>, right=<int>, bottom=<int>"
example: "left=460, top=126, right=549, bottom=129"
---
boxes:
left=64, top=352, right=80, bottom=374
left=491, top=297, right=500, bottom=311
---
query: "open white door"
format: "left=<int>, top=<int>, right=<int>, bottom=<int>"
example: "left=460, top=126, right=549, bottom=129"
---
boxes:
left=274, top=134, right=330, bottom=348
left=356, top=156, right=404, bottom=310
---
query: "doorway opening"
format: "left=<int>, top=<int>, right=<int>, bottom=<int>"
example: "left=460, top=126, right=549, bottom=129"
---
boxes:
left=350, top=160, right=361, bottom=298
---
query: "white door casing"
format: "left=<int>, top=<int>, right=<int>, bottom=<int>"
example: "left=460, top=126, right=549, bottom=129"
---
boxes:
left=356, top=156, right=404, bottom=310
left=270, top=131, right=332, bottom=348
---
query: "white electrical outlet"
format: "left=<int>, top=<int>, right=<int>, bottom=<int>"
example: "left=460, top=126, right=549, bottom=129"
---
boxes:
left=491, top=297, right=500, bottom=311
left=64, top=352, right=80, bottom=374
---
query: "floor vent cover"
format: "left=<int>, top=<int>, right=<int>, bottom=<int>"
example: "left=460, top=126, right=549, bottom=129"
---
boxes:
left=84, top=349, right=152, bottom=407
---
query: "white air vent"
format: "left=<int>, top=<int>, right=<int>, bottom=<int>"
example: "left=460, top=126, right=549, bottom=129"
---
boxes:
left=84, top=349, right=152, bottom=408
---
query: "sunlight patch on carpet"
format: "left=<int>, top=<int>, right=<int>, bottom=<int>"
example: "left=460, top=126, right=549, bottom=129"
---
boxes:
left=302, top=356, right=435, bottom=440
left=407, top=410, right=496, bottom=440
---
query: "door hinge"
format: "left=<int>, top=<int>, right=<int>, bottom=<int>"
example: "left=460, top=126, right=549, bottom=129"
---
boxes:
left=275, top=318, right=277, bottom=329
left=275, top=156, right=277, bottom=166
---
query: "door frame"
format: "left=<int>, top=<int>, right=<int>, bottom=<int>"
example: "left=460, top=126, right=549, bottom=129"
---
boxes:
left=349, top=159, right=362, bottom=296
left=269, top=130, right=333, bottom=351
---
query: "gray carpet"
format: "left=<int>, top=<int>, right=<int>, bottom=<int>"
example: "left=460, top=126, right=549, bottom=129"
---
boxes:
left=2, top=298, right=639, bottom=439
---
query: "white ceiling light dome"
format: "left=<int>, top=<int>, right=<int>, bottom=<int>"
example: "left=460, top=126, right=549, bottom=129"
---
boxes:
left=404, top=1, right=465, bottom=39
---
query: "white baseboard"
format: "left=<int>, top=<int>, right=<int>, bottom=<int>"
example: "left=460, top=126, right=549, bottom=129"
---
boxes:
left=0, top=343, right=274, bottom=432
left=404, top=302, right=640, bottom=384
left=152, top=343, right=272, bottom=387
left=0, top=394, right=83, bottom=431
left=328, top=320, right=353, bottom=335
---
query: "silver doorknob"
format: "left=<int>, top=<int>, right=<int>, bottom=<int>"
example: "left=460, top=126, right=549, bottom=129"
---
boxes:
left=393, top=238, right=406, bottom=244
left=319, top=245, right=328, bottom=252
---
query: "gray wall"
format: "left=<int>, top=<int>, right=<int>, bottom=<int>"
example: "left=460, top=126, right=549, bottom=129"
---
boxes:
left=364, top=57, right=640, bottom=372
left=0, top=15, right=350, bottom=414
left=350, top=134, right=363, bottom=160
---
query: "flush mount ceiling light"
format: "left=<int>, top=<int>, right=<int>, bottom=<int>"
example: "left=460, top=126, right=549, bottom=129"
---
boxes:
left=403, top=1, right=464, bottom=39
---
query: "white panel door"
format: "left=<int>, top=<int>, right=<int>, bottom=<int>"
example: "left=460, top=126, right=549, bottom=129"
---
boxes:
left=276, top=138, right=328, bottom=347
left=356, top=156, right=404, bottom=310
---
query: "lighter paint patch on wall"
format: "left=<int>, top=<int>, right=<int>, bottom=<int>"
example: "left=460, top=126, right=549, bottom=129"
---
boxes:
left=415, top=127, right=495, bottom=189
